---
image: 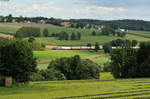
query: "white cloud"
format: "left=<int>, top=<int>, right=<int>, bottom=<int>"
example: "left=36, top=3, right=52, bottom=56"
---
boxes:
left=0, top=1, right=150, bottom=20
left=1, top=1, right=62, bottom=17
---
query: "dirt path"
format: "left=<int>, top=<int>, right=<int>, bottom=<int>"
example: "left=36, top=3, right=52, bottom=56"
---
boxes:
left=0, top=33, right=14, bottom=39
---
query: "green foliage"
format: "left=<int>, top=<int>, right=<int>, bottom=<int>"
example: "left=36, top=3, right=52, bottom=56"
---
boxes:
left=31, top=41, right=45, bottom=50
left=76, top=59, right=100, bottom=79
left=132, top=40, right=138, bottom=47
left=0, top=37, right=9, bottom=44
left=48, top=55, right=100, bottom=80
left=15, top=27, right=41, bottom=38
left=40, top=69, right=66, bottom=81
left=0, top=40, right=37, bottom=83
left=111, top=39, right=133, bottom=47
left=110, top=42, right=150, bottom=78
left=95, top=42, right=99, bottom=52
left=103, top=63, right=112, bottom=72
left=28, top=36, right=36, bottom=43
left=29, top=72, right=45, bottom=81
left=110, top=47, right=137, bottom=78
left=0, top=75, right=5, bottom=87
left=43, top=28, right=49, bottom=37
left=77, top=32, right=81, bottom=40
left=58, top=31, right=69, bottom=40
left=101, top=27, right=115, bottom=36
left=71, top=32, right=76, bottom=40
left=92, top=31, right=96, bottom=36
left=117, top=32, right=126, bottom=37
left=103, top=43, right=112, bottom=53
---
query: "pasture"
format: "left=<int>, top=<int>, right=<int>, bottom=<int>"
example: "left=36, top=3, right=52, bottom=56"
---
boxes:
left=1, top=73, right=150, bottom=99
left=0, top=24, right=150, bottom=46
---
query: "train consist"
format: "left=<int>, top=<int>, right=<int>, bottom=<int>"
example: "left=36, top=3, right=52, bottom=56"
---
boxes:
left=46, top=45, right=139, bottom=50
left=46, top=46, right=103, bottom=50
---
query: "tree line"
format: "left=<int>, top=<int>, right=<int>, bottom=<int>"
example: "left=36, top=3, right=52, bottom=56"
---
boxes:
left=101, top=41, right=150, bottom=78
left=102, top=39, right=138, bottom=54
left=1, top=14, right=150, bottom=31
left=91, top=27, right=126, bottom=37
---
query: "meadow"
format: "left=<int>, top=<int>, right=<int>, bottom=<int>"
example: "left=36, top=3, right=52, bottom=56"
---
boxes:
left=1, top=73, right=150, bottom=99
left=34, top=50, right=108, bottom=69
left=128, top=30, right=150, bottom=38
left=0, top=24, right=150, bottom=46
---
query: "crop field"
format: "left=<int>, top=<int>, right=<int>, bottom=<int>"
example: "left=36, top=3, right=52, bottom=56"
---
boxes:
left=1, top=73, right=150, bottom=99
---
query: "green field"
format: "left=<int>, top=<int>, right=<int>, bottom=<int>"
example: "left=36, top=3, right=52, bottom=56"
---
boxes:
left=34, top=50, right=100, bottom=60
left=0, top=25, right=150, bottom=46
left=1, top=73, right=150, bottom=99
left=34, top=50, right=106, bottom=69
left=0, top=26, right=20, bottom=34
left=128, top=30, right=150, bottom=38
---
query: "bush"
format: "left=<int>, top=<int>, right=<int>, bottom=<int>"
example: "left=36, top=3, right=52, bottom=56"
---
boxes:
left=30, top=72, right=45, bottom=81
left=76, top=59, right=100, bottom=79
left=30, top=41, right=45, bottom=50
left=48, top=55, right=100, bottom=80
left=40, top=69, right=66, bottom=81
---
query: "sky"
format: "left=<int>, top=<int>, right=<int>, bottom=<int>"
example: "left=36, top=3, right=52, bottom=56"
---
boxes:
left=1, top=0, right=150, bottom=20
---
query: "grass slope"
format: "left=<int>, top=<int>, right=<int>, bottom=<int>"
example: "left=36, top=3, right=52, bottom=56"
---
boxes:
left=1, top=73, right=150, bottom=99
left=0, top=24, right=150, bottom=46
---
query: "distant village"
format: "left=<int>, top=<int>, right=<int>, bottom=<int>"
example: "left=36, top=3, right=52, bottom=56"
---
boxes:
left=0, top=15, right=128, bottom=32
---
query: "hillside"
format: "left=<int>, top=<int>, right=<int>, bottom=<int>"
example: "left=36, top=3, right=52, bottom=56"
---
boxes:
left=0, top=23, right=150, bottom=46
left=75, top=19, right=150, bottom=31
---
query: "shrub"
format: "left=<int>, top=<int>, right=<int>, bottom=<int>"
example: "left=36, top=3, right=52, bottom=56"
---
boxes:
left=76, top=59, right=101, bottom=79
left=28, top=36, right=35, bottom=43
left=48, top=55, right=100, bottom=80
left=30, top=72, right=45, bottom=81
left=40, top=69, right=66, bottom=81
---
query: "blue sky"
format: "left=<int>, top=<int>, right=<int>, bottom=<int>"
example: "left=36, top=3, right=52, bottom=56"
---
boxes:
left=1, top=0, right=150, bottom=20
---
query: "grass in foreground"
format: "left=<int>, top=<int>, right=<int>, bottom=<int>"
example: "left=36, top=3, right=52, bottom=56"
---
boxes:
left=1, top=73, right=150, bottom=99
